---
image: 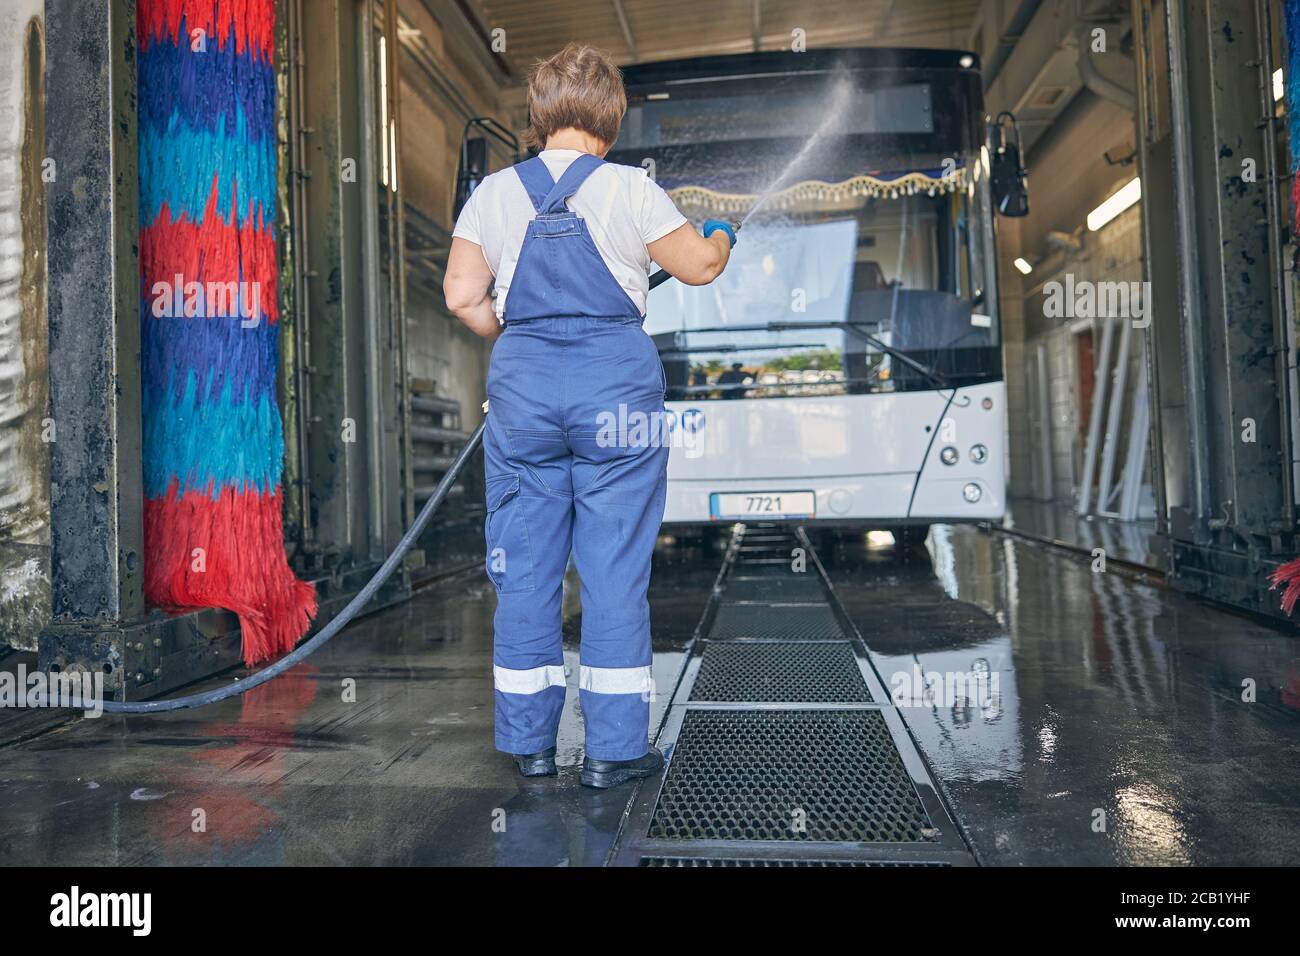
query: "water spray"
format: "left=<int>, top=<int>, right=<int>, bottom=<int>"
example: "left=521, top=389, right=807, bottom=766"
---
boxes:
left=738, top=70, right=855, bottom=228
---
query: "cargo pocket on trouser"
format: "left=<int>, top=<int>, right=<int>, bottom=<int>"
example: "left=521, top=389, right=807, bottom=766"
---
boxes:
left=485, top=474, right=535, bottom=593
left=638, top=329, right=667, bottom=398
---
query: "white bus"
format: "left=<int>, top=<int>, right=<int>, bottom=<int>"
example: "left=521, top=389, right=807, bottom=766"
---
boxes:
left=609, top=49, right=1016, bottom=540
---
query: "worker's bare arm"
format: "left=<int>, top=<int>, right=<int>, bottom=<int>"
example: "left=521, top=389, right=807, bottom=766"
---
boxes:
left=648, top=223, right=731, bottom=286
left=444, top=237, right=502, bottom=339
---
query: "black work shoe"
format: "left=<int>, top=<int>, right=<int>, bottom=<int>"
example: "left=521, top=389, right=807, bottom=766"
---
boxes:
left=511, top=747, right=557, bottom=778
left=580, top=746, right=664, bottom=789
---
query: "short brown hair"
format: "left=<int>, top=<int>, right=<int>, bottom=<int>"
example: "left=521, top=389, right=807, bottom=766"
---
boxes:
left=524, top=43, right=626, bottom=151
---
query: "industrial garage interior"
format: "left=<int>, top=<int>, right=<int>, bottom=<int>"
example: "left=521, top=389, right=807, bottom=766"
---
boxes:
left=1, top=0, right=1298, bottom=902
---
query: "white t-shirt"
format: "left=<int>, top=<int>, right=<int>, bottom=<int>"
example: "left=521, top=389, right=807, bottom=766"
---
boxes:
left=452, top=149, right=687, bottom=318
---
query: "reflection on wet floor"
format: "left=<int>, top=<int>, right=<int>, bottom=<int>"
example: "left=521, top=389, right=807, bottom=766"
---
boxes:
left=821, top=526, right=1300, bottom=865
left=1002, top=498, right=1165, bottom=571
left=0, top=539, right=713, bottom=866
left=1, top=525, right=1297, bottom=865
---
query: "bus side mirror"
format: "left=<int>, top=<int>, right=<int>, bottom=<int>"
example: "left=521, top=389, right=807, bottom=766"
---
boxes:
left=988, top=112, right=1029, bottom=218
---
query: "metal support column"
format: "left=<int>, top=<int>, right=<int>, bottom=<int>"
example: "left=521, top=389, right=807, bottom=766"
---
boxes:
left=1130, top=0, right=1180, bottom=538
left=282, top=0, right=313, bottom=559
left=382, top=0, right=413, bottom=536
left=1165, top=0, right=1213, bottom=540
left=299, top=0, right=366, bottom=564
left=43, top=0, right=144, bottom=628
left=357, top=0, right=386, bottom=562
left=1254, top=0, right=1296, bottom=520
left=1137, top=0, right=1297, bottom=617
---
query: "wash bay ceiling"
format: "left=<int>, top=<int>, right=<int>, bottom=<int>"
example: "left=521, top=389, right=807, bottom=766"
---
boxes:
left=468, top=0, right=982, bottom=75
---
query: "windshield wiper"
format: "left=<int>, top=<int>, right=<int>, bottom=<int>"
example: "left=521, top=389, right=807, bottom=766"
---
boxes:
left=657, top=320, right=950, bottom=390
left=658, top=341, right=827, bottom=355
left=664, top=320, right=881, bottom=336
left=669, top=376, right=890, bottom=397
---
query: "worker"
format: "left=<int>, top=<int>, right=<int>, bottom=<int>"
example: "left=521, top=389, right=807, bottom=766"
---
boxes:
left=443, top=43, right=734, bottom=787
left=716, top=362, right=753, bottom=399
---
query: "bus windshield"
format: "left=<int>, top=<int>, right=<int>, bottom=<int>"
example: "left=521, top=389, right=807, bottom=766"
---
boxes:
left=609, top=62, right=1000, bottom=400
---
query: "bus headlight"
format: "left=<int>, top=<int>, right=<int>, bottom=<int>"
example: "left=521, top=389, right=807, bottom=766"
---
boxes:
left=969, top=444, right=988, bottom=464
left=963, top=482, right=983, bottom=503
left=940, top=446, right=959, bottom=465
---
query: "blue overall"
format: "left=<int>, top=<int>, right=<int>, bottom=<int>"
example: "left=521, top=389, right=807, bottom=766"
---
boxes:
left=486, top=154, right=668, bottom=761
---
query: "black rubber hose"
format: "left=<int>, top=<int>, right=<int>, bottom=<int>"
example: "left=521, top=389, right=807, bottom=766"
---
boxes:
left=94, top=418, right=489, bottom=714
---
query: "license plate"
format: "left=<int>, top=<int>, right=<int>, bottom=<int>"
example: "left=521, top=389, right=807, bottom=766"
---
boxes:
left=711, top=491, right=816, bottom=519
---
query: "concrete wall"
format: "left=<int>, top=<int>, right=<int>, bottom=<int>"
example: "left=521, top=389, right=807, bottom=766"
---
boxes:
left=1019, top=204, right=1144, bottom=504
left=997, top=84, right=1142, bottom=507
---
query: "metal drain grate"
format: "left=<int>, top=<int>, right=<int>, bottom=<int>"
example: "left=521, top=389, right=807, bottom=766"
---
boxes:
left=639, top=857, right=951, bottom=867
left=690, top=641, right=871, bottom=703
left=724, top=575, right=825, bottom=602
left=709, top=603, right=845, bottom=641
left=648, top=710, right=934, bottom=842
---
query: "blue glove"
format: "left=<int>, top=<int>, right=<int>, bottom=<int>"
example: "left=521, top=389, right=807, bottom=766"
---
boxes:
left=702, top=219, right=737, bottom=247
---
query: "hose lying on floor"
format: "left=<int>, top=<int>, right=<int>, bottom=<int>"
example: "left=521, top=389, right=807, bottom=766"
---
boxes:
left=94, top=419, right=488, bottom=714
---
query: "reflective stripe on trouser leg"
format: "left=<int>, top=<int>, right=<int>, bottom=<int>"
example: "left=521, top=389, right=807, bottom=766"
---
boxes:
left=579, top=664, right=655, bottom=761
left=484, top=404, right=573, bottom=756
left=493, top=665, right=566, bottom=755
left=572, top=433, right=668, bottom=761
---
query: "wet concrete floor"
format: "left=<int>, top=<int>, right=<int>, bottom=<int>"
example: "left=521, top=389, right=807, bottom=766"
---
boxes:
left=1, top=525, right=1297, bottom=865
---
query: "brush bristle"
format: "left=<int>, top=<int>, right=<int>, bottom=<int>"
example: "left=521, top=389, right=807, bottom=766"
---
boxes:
left=1270, top=558, right=1300, bottom=616
left=139, top=0, right=314, bottom=666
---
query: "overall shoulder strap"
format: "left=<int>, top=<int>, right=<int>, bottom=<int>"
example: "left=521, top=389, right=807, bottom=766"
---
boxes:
left=540, top=154, right=604, bottom=213
left=513, top=157, right=555, bottom=213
